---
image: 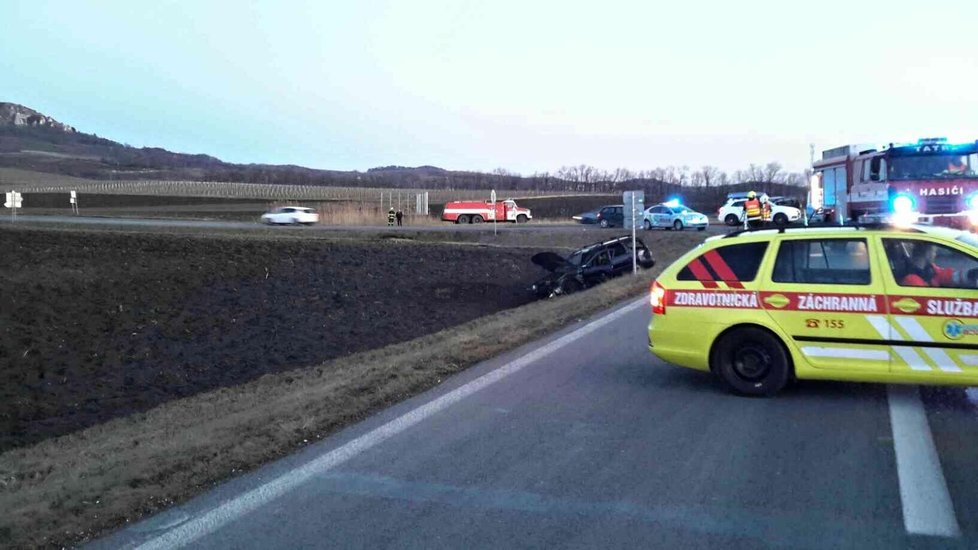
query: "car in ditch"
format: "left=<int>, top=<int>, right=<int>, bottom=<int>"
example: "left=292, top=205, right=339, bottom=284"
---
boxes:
left=531, top=235, right=655, bottom=298
left=643, top=202, right=709, bottom=231
left=260, top=206, right=320, bottom=225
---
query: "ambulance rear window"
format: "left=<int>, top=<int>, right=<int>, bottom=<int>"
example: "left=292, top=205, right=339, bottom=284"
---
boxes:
left=772, top=239, right=870, bottom=285
left=677, top=242, right=768, bottom=283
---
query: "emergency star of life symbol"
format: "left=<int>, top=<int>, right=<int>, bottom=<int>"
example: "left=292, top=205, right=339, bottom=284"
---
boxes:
left=944, top=319, right=965, bottom=339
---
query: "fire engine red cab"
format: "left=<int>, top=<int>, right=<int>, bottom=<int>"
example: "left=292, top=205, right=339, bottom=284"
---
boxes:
left=811, top=138, right=978, bottom=227
left=441, top=199, right=532, bottom=224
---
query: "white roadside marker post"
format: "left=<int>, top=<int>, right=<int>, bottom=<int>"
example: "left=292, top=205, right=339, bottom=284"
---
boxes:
left=631, top=193, right=637, bottom=275
left=490, top=189, right=497, bottom=236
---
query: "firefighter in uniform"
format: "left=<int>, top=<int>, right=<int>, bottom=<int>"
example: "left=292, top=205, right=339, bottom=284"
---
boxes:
left=743, top=191, right=763, bottom=228
left=760, top=195, right=772, bottom=225
left=387, top=207, right=396, bottom=226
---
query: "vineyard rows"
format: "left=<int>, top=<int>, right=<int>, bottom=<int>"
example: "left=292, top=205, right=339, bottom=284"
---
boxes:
left=1, top=178, right=560, bottom=202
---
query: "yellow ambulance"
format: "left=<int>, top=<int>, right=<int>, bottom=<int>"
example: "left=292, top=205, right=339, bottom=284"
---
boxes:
left=648, top=224, right=978, bottom=395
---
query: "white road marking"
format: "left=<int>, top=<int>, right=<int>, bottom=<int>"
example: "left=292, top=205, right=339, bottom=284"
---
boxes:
left=967, top=388, right=978, bottom=408
left=887, top=384, right=960, bottom=537
left=132, top=297, right=649, bottom=550
left=800, top=346, right=888, bottom=360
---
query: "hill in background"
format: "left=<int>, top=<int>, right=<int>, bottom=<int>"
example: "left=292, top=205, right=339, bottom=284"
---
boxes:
left=0, top=102, right=807, bottom=210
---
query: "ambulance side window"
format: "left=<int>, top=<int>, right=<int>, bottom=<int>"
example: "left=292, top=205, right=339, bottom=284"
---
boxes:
left=677, top=242, right=768, bottom=282
left=883, top=238, right=978, bottom=289
left=772, top=239, right=870, bottom=285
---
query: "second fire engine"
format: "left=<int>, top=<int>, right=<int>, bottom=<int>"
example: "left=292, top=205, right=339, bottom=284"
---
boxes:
left=810, top=138, right=978, bottom=227
left=441, top=199, right=532, bottom=224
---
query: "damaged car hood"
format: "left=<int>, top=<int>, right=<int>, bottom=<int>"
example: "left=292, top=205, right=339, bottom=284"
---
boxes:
left=531, top=252, right=575, bottom=272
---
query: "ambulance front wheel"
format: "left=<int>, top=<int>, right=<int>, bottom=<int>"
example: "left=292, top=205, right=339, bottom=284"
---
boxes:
left=711, top=326, right=791, bottom=397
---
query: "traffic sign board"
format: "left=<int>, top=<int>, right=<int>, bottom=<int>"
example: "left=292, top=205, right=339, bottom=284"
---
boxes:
left=623, top=191, right=645, bottom=229
left=5, top=191, right=22, bottom=208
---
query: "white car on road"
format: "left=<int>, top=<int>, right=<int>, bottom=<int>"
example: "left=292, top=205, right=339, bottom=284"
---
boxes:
left=261, top=206, right=319, bottom=226
left=643, top=203, right=709, bottom=231
left=717, top=197, right=802, bottom=226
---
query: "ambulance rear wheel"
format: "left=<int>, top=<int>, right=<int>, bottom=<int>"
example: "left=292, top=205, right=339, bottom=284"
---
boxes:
left=711, top=327, right=790, bottom=397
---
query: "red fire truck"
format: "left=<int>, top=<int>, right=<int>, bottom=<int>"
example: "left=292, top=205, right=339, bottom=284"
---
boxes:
left=810, top=138, right=978, bottom=227
left=441, top=198, right=532, bottom=224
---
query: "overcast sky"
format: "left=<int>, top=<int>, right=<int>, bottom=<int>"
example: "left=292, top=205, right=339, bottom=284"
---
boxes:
left=3, top=0, right=976, bottom=174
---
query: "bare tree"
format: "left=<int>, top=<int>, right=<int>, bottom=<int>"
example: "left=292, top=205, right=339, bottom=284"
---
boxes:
left=697, top=165, right=722, bottom=188
left=762, top=162, right=785, bottom=184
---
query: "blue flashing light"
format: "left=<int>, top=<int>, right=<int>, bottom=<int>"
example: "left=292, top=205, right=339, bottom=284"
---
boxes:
left=966, top=192, right=978, bottom=211
left=891, top=193, right=916, bottom=214
left=663, top=198, right=681, bottom=208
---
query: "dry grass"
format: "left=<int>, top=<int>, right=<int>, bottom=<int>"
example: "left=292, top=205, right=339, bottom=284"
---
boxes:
left=0, top=230, right=703, bottom=549
left=311, top=203, right=443, bottom=226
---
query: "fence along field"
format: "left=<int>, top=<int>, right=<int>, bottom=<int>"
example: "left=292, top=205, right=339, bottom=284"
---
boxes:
left=0, top=169, right=555, bottom=203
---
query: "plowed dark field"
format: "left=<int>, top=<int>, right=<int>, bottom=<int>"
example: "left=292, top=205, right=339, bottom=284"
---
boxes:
left=0, top=228, right=539, bottom=451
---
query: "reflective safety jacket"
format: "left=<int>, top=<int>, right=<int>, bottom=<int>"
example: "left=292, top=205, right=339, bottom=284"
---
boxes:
left=744, top=198, right=762, bottom=220
left=902, top=263, right=959, bottom=287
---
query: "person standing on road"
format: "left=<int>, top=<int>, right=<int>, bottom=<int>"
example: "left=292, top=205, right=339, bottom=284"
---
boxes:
left=743, top=191, right=763, bottom=229
left=760, top=195, right=772, bottom=225
left=387, top=207, right=395, bottom=226
left=396, top=209, right=403, bottom=226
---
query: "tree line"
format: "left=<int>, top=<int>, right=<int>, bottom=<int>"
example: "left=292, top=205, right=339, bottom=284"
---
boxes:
left=0, top=126, right=810, bottom=210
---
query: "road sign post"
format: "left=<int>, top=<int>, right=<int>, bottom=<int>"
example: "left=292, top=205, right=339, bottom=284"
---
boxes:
left=70, top=190, right=78, bottom=215
left=623, top=190, right=645, bottom=274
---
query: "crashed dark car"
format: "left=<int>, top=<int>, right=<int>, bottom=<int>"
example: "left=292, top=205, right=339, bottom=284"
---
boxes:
left=530, top=235, right=655, bottom=298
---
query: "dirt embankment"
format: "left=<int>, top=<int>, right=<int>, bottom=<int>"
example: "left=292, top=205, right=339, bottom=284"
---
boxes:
left=0, top=228, right=541, bottom=451
left=0, top=224, right=705, bottom=549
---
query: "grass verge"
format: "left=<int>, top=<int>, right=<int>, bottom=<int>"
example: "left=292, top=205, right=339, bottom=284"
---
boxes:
left=0, top=232, right=701, bottom=549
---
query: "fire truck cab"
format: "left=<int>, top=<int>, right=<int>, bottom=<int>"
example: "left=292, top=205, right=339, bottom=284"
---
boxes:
left=811, top=138, right=978, bottom=227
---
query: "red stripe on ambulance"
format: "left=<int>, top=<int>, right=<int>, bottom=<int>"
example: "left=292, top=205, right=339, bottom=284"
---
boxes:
left=758, top=292, right=883, bottom=313
left=889, top=295, right=978, bottom=318
left=669, top=290, right=759, bottom=309
left=686, top=259, right=719, bottom=289
left=702, top=250, right=744, bottom=289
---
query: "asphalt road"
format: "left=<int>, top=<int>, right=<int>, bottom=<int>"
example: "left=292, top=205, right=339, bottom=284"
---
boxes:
left=0, top=214, right=730, bottom=235
left=91, top=298, right=978, bottom=549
